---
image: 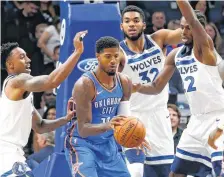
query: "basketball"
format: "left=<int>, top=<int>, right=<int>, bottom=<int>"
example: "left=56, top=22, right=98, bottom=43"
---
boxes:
left=114, top=116, right=146, bottom=148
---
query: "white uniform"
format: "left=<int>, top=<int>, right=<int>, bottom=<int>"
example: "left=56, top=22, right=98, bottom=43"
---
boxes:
left=172, top=46, right=224, bottom=176
left=0, top=75, right=34, bottom=176
left=120, top=35, right=174, bottom=167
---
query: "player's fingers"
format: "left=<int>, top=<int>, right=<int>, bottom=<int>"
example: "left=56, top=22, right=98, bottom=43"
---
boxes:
left=140, top=144, right=146, bottom=155
left=112, top=117, right=125, bottom=122
left=111, top=124, right=115, bottom=130
left=111, top=122, right=122, bottom=127
left=143, top=140, right=151, bottom=150
left=75, top=30, right=88, bottom=41
left=136, top=147, right=140, bottom=156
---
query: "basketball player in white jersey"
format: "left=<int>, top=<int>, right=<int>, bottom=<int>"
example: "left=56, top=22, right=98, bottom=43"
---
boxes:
left=118, top=5, right=182, bottom=177
left=134, top=1, right=224, bottom=176
left=0, top=31, right=87, bottom=177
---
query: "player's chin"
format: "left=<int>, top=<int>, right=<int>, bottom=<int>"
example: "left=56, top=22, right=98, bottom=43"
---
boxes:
left=107, top=71, right=116, bottom=76
left=25, top=69, right=31, bottom=74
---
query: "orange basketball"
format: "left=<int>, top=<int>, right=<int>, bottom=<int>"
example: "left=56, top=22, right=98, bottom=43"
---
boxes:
left=114, top=116, right=146, bottom=148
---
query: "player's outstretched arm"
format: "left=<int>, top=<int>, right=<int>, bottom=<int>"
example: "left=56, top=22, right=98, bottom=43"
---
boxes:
left=32, top=97, right=76, bottom=133
left=151, top=28, right=182, bottom=47
left=177, top=0, right=216, bottom=65
left=10, top=31, right=88, bottom=92
left=73, top=76, right=124, bottom=138
left=137, top=48, right=178, bottom=95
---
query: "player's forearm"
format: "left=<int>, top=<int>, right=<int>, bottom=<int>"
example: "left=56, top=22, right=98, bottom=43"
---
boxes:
left=218, top=60, right=224, bottom=81
left=48, top=50, right=82, bottom=88
left=177, top=0, right=197, bottom=26
left=78, top=123, right=111, bottom=138
left=138, top=82, right=162, bottom=95
left=36, top=116, right=68, bottom=134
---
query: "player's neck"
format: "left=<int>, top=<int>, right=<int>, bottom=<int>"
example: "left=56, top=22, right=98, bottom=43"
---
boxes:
left=95, top=69, right=115, bottom=89
left=125, top=35, right=145, bottom=53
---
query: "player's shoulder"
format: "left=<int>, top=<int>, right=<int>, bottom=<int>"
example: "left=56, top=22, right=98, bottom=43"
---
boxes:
left=74, top=74, right=94, bottom=91
left=8, top=73, right=32, bottom=88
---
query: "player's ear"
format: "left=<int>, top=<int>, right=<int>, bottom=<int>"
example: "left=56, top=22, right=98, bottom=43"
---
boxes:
left=6, top=60, right=14, bottom=70
left=120, top=23, right=124, bottom=31
left=96, top=53, right=100, bottom=61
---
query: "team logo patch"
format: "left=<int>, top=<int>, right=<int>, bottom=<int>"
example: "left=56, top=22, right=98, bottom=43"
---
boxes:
left=77, top=58, right=98, bottom=72
left=12, top=162, right=27, bottom=176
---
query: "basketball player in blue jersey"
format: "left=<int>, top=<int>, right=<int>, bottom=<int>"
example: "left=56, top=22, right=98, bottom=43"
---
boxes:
left=0, top=31, right=87, bottom=176
left=64, top=36, right=145, bottom=177
left=118, top=5, right=183, bottom=177
left=133, top=0, right=224, bottom=176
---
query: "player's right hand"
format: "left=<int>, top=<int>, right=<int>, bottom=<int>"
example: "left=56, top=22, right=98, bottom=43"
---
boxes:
left=109, top=115, right=127, bottom=130
left=73, top=30, right=88, bottom=54
left=136, top=139, right=151, bottom=155
left=208, top=127, right=223, bottom=149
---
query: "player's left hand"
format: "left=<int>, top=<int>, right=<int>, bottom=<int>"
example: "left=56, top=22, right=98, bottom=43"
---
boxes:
left=208, top=128, right=223, bottom=149
left=65, top=97, right=76, bottom=122
left=132, top=83, right=141, bottom=93
left=136, top=139, right=151, bottom=155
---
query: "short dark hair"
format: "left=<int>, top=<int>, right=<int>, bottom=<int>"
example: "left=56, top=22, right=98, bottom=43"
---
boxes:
left=122, top=5, right=145, bottom=22
left=194, top=10, right=207, bottom=27
left=168, top=104, right=181, bottom=118
left=1, top=42, right=19, bottom=69
left=95, top=36, right=119, bottom=54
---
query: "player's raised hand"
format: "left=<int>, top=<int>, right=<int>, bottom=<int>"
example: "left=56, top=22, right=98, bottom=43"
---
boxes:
left=73, top=30, right=88, bottom=54
left=65, top=97, right=76, bottom=122
left=109, top=115, right=127, bottom=130
left=208, top=128, right=223, bottom=150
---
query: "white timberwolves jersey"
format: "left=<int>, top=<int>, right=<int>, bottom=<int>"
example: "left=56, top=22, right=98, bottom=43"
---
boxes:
left=0, top=75, right=33, bottom=152
left=175, top=46, right=224, bottom=115
left=120, top=35, right=168, bottom=112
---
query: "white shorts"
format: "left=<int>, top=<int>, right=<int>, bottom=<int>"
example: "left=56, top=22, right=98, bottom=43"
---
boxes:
left=172, top=109, right=224, bottom=175
left=125, top=107, right=174, bottom=165
left=0, top=147, right=31, bottom=177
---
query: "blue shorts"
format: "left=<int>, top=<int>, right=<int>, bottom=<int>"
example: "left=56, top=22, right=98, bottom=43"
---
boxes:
left=144, top=163, right=171, bottom=177
left=171, top=111, right=224, bottom=176
left=64, top=136, right=130, bottom=177
left=171, top=148, right=222, bottom=176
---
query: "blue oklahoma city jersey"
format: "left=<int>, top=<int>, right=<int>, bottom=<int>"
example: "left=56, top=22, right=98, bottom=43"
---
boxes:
left=72, top=71, right=123, bottom=143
